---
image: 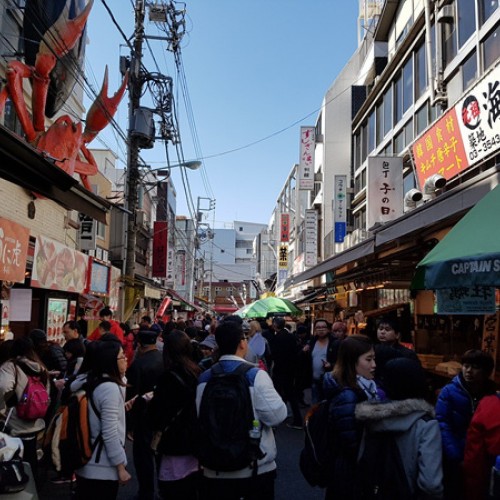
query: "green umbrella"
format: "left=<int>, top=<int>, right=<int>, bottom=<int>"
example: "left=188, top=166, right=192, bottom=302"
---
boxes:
left=235, top=296, right=303, bottom=318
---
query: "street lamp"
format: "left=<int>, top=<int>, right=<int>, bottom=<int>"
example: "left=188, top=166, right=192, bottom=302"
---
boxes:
left=143, top=160, right=202, bottom=179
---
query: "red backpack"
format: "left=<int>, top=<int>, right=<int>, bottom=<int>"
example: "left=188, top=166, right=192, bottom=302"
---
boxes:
left=15, top=365, right=50, bottom=420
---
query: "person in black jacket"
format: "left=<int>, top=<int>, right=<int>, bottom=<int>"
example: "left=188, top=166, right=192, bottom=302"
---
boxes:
left=147, top=330, right=201, bottom=500
left=126, top=330, right=164, bottom=500
left=269, top=316, right=303, bottom=429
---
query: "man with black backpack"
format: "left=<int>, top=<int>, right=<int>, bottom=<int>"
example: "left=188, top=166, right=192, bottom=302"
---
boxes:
left=196, top=319, right=287, bottom=500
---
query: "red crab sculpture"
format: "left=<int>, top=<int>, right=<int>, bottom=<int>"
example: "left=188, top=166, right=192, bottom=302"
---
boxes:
left=0, top=0, right=128, bottom=190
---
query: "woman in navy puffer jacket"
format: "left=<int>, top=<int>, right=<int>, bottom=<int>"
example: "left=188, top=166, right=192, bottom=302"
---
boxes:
left=435, top=349, right=496, bottom=499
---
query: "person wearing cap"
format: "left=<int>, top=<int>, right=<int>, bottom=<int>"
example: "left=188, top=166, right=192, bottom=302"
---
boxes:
left=88, top=308, right=124, bottom=344
left=198, top=335, right=219, bottom=371
left=126, top=330, right=164, bottom=500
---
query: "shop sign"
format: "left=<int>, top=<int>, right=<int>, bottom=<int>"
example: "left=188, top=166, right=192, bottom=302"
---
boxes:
left=32, top=235, right=89, bottom=292
left=78, top=213, right=97, bottom=251
left=47, top=298, right=68, bottom=344
left=10, top=289, right=32, bottom=321
left=481, top=312, right=499, bottom=369
left=436, top=286, right=496, bottom=314
left=334, top=175, right=347, bottom=243
left=366, top=156, right=403, bottom=229
left=278, top=244, right=288, bottom=269
left=87, top=258, right=110, bottom=296
left=412, top=64, right=500, bottom=189
left=305, top=209, right=318, bottom=267
left=152, top=221, right=168, bottom=278
left=166, top=248, right=175, bottom=286
left=0, top=218, right=30, bottom=283
left=280, top=213, right=290, bottom=242
left=298, top=126, right=315, bottom=190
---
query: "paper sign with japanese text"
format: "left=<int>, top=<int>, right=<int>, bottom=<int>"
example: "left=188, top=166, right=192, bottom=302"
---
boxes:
left=436, top=286, right=496, bottom=314
left=280, top=213, right=290, bottom=242
left=299, top=126, right=315, bottom=190
left=0, top=218, right=30, bottom=283
left=305, top=209, right=318, bottom=267
left=366, top=156, right=403, bottom=229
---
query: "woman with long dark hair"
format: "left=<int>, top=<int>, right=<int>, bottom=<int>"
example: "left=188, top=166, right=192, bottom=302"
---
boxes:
left=148, top=329, right=201, bottom=499
left=322, top=334, right=380, bottom=500
left=0, top=336, right=50, bottom=481
left=74, top=341, right=131, bottom=499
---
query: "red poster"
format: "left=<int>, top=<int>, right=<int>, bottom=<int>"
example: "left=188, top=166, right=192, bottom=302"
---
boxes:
left=280, top=213, right=290, bottom=242
left=0, top=218, right=30, bottom=283
left=412, top=108, right=469, bottom=190
left=152, top=221, right=168, bottom=277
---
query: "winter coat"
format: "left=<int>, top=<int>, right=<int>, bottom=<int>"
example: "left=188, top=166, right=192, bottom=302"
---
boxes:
left=148, top=366, right=199, bottom=456
left=0, top=358, right=50, bottom=437
left=323, top=372, right=367, bottom=499
left=435, top=373, right=496, bottom=463
left=463, top=394, right=500, bottom=500
left=356, top=398, right=444, bottom=499
left=73, top=376, right=127, bottom=481
left=88, top=320, right=125, bottom=344
left=196, top=355, right=287, bottom=479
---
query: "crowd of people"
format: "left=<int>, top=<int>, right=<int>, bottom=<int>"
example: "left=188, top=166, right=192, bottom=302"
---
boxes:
left=0, top=310, right=498, bottom=500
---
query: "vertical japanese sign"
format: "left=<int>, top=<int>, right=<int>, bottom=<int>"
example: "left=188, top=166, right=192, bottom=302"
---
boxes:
left=366, top=156, right=403, bottom=229
left=299, top=126, right=315, bottom=190
left=176, top=250, right=186, bottom=287
left=278, top=244, right=288, bottom=269
left=152, top=221, right=167, bottom=278
left=0, top=218, right=30, bottom=283
left=481, top=312, right=499, bottom=372
left=304, top=209, right=318, bottom=267
left=280, top=213, right=290, bottom=242
left=78, top=213, right=97, bottom=251
left=334, top=175, right=347, bottom=243
left=166, top=248, right=175, bottom=286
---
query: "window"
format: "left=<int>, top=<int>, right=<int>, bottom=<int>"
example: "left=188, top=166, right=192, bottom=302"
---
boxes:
left=368, top=111, right=375, bottom=153
left=402, top=57, right=413, bottom=113
left=394, top=129, right=405, bottom=154
left=480, top=0, right=499, bottom=24
left=405, top=118, right=414, bottom=146
left=354, top=132, right=361, bottom=169
left=458, top=0, right=476, bottom=48
left=443, top=1, right=458, bottom=66
left=415, top=43, right=427, bottom=100
left=462, top=50, right=477, bottom=90
left=215, top=287, right=222, bottom=296
left=403, top=172, right=417, bottom=194
left=96, top=222, right=105, bottom=239
left=383, top=86, right=393, bottom=136
left=246, top=248, right=252, bottom=255
left=394, top=74, right=403, bottom=123
left=416, top=102, right=430, bottom=135
left=483, top=23, right=500, bottom=70
left=361, top=123, right=368, bottom=163
left=376, top=102, right=383, bottom=145
left=239, top=227, right=243, bottom=231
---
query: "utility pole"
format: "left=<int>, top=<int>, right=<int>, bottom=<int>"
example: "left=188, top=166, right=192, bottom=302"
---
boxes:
left=124, top=0, right=146, bottom=313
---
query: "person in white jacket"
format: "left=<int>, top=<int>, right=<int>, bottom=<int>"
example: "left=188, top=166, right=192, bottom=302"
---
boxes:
left=73, top=341, right=131, bottom=499
left=196, top=319, right=287, bottom=500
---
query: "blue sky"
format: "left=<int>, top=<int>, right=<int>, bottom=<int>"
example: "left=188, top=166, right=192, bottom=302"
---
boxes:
left=85, top=1, right=360, bottom=226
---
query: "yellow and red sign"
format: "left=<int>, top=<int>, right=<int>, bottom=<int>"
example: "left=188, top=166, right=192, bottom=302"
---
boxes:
left=280, top=213, right=290, bottom=242
left=0, top=218, right=30, bottom=283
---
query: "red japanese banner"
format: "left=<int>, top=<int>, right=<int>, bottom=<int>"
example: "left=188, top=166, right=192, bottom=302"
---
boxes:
left=0, top=218, right=30, bottom=283
left=412, top=108, right=469, bottom=190
left=280, top=213, right=290, bottom=242
left=152, top=221, right=168, bottom=278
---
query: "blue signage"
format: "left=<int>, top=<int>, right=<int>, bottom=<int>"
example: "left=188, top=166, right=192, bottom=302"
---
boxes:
left=334, top=222, right=346, bottom=243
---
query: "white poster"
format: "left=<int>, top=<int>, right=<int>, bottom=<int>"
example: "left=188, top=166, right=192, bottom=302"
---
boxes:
left=366, top=156, right=403, bottom=229
left=305, top=209, right=318, bottom=267
left=9, top=288, right=32, bottom=321
left=299, top=126, right=315, bottom=190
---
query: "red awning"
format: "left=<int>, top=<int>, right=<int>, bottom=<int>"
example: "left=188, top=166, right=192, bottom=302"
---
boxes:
left=213, top=305, right=238, bottom=313
left=167, top=289, right=202, bottom=311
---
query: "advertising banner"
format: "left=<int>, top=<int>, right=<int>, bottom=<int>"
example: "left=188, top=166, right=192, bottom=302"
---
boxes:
left=87, top=259, right=110, bottom=296
left=299, top=126, right=315, bottom=190
left=436, top=286, right=496, bottom=314
left=280, top=213, right=290, bottom=242
left=334, top=175, right=347, bottom=243
left=32, top=235, right=89, bottom=292
left=366, top=156, right=403, bottom=229
left=412, top=64, right=500, bottom=189
left=305, top=209, right=318, bottom=267
left=0, top=218, right=30, bottom=283
left=152, top=221, right=168, bottom=278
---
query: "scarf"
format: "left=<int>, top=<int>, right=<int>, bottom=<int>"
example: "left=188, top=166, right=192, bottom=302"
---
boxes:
left=356, top=375, right=380, bottom=401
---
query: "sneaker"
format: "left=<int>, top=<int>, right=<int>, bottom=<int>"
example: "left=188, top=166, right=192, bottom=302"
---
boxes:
left=286, top=423, right=303, bottom=430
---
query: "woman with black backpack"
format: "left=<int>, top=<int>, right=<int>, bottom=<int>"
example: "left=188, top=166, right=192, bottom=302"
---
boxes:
left=147, top=329, right=201, bottom=500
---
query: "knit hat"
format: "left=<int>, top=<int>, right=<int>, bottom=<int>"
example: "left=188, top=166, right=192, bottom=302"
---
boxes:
left=137, top=330, right=159, bottom=346
left=29, top=329, right=47, bottom=345
left=381, top=358, right=428, bottom=400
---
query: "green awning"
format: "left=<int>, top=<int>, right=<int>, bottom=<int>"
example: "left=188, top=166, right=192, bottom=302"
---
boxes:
left=412, top=184, right=500, bottom=289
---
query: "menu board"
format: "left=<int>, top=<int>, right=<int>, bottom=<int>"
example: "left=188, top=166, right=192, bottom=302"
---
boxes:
left=47, top=298, right=68, bottom=344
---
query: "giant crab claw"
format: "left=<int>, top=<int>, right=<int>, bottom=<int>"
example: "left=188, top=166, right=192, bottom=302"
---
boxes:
left=83, top=67, right=129, bottom=144
left=33, top=0, right=94, bottom=131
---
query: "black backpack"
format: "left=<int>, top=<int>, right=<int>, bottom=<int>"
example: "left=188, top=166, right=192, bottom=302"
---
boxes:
left=356, top=429, right=413, bottom=499
left=198, top=362, right=258, bottom=472
left=299, top=399, right=335, bottom=488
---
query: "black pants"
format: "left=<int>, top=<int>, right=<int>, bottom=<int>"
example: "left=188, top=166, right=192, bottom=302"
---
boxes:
left=75, top=476, right=119, bottom=500
left=20, top=434, right=38, bottom=485
left=133, top=422, right=156, bottom=500
left=158, top=471, right=199, bottom=499
left=200, top=470, right=276, bottom=500
left=274, top=379, right=302, bottom=426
